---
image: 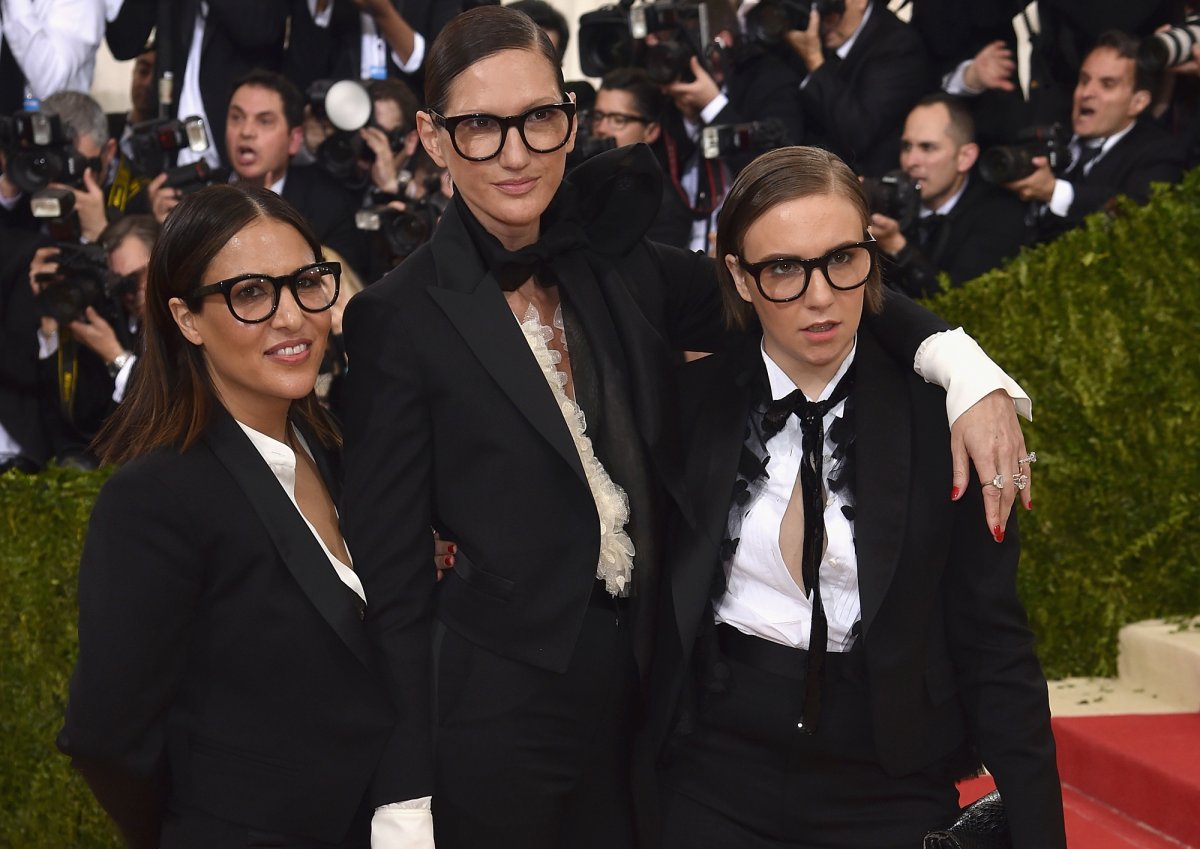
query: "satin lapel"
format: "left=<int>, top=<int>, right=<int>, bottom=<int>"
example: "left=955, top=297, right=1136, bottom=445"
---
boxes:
left=428, top=204, right=587, bottom=484
left=203, top=411, right=373, bottom=671
left=853, top=328, right=911, bottom=637
left=673, top=342, right=757, bottom=656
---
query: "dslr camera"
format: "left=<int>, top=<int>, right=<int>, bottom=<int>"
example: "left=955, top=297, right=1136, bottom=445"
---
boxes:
left=356, top=178, right=451, bottom=262
left=1140, top=15, right=1200, bottom=70
left=862, top=169, right=921, bottom=231
left=701, top=118, right=788, bottom=159
left=578, top=0, right=721, bottom=84
left=978, top=124, right=1069, bottom=185
left=126, top=116, right=210, bottom=178
left=0, top=111, right=95, bottom=194
left=308, top=80, right=406, bottom=187
left=743, top=0, right=844, bottom=46
left=34, top=243, right=137, bottom=326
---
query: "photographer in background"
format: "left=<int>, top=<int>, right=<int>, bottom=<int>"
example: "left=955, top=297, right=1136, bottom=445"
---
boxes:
left=788, top=0, right=934, bottom=176
left=871, top=93, right=1030, bottom=298
left=1, top=90, right=118, bottom=239
left=1004, top=30, right=1186, bottom=242
left=360, top=78, right=421, bottom=198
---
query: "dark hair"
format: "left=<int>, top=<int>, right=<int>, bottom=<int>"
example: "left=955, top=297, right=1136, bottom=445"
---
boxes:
left=599, top=67, right=664, bottom=123
left=911, top=92, right=975, bottom=146
left=99, top=213, right=160, bottom=256
left=715, top=146, right=883, bottom=331
left=1091, top=30, right=1160, bottom=96
left=507, top=0, right=570, bottom=62
left=369, top=79, right=420, bottom=135
left=231, top=68, right=305, bottom=129
left=94, top=184, right=338, bottom=465
left=424, top=5, right=565, bottom=113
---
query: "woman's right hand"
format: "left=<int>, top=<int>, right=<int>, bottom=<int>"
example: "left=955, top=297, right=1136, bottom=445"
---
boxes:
left=433, top=530, right=457, bottom=581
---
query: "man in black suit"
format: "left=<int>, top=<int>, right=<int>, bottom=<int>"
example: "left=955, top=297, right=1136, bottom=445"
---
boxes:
left=789, top=0, right=935, bottom=177
left=0, top=226, right=48, bottom=472
left=104, top=0, right=289, bottom=169
left=1004, top=30, right=1186, bottom=242
left=872, top=93, right=1031, bottom=298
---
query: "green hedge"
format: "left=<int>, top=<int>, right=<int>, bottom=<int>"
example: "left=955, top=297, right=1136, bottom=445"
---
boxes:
left=0, top=466, right=119, bottom=847
left=925, top=169, right=1200, bottom=678
left=3, top=171, right=1199, bottom=842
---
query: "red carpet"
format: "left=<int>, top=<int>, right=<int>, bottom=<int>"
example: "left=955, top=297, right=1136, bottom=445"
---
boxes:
left=956, top=713, right=1200, bottom=848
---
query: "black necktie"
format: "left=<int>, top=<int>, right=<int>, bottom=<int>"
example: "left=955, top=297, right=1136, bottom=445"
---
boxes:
left=761, top=363, right=855, bottom=734
left=916, top=213, right=946, bottom=249
left=1067, top=141, right=1104, bottom=177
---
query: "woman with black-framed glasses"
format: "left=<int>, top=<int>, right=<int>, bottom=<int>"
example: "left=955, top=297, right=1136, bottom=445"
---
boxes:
left=652, top=146, right=1065, bottom=849
left=57, top=184, right=427, bottom=849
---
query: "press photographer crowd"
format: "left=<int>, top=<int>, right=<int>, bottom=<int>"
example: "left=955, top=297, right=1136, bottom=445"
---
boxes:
left=1, top=0, right=1196, bottom=472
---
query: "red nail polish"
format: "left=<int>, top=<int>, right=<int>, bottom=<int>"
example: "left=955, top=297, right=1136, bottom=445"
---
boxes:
left=448, top=543, right=458, bottom=554
left=443, top=556, right=454, bottom=567
left=1025, top=500, right=1033, bottom=512
left=950, top=486, right=960, bottom=500
left=993, top=525, right=1005, bottom=543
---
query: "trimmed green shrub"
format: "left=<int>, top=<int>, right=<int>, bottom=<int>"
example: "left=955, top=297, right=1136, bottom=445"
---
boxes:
left=926, top=170, right=1200, bottom=678
left=1, top=466, right=119, bottom=848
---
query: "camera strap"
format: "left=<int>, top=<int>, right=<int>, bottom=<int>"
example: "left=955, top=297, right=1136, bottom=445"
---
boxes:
left=57, top=336, right=79, bottom=420
left=662, top=130, right=726, bottom=217
left=106, top=157, right=144, bottom=214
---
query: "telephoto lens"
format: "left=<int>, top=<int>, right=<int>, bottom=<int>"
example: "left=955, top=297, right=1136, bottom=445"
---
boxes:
left=1140, top=16, right=1200, bottom=69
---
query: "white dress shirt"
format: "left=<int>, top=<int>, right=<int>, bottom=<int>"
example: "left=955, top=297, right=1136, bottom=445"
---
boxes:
left=236, top=421, right=434, bottom=849
left=176, top=3, right=222, bottom=169
left=0, top=0, right=104, bottom=101
left=715, top=342, right=860, bottom=650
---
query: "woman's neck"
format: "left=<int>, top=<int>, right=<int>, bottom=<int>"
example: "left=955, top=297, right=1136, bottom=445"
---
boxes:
left=462, top=197, right=540, bottom=251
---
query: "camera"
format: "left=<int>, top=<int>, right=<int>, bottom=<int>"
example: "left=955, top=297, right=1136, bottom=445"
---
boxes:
left=0, top=110, right=95, bottom=193
left=308, top=79, right=404, bottom=186
left=578, top=0, right=718, bottom=83
left=743, top=0, right=844, bottom=46
left=1140, top=15, right=1200, bottom=70
left=978, top=124, right=1069, bottom=185
left=862, top=169, right=921, bottom=231
left=126, top=116, right=210, bottom=178
left=701, top=118, right=788, bottom=159
left=34, top=243, right=134, bottom=325
left=356, top=180, right=450, bottom=261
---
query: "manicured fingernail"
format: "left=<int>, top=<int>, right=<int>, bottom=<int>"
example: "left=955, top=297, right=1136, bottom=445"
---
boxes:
left=443, top=556, right=454, bottom=567
left=448, top=543, right=457, bottom=554
left=950, top=486, right=960, bottom=500
left=1025, top=500, right=1033, bottom=511
left=992, top=525, right=1004, bottom=543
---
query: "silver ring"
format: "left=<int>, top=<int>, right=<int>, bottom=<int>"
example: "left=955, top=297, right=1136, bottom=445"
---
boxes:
left=1018, top=452, right=1037, bottom=466
left=990, top=474, right=1005, bottom=490
left=1013, top=473, right=1029, bottom=491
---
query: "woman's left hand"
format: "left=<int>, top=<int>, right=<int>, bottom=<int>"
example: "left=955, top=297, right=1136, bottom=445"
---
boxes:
left=950, top=389, right=1032, bottom=543
left=433, top=530, right=456, bottom=581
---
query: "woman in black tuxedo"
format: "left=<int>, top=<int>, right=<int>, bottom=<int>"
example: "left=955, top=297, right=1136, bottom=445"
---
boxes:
left=338, top=7, right=1038, bottom=848
left=652, top=147, right=1066, bottom=849
left=57, top=184, right=430, bottom=849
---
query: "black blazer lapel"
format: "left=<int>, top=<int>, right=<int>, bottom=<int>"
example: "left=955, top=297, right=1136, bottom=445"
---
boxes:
left=203, top=410, right=373, bottom=670
left=427, top=204, right=588, bottom=485
left=853, top=327, right=911, bottom=637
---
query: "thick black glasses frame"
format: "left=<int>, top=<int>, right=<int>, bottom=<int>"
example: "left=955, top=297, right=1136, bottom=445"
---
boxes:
left=737, top=238, right=878, bottom=303
left=190, top=261, right=342, bottom=324
left=428, top=101, right=577, bottom=162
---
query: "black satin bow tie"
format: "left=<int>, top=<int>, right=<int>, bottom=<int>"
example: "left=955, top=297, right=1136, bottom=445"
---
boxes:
left=762, top=370, right=855, bottom=441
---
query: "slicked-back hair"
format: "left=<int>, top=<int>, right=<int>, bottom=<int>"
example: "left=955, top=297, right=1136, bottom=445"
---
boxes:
left=715, top=146, right=883, bottom=331
left=230, top=68, right=305, bottom=129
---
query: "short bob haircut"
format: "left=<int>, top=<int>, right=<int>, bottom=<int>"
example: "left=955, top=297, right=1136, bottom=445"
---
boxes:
left=715, top=146, right=884, bottom=330
left=94, top=183, right=338, bottom=465
left=424, top=5, right=565, bottom=114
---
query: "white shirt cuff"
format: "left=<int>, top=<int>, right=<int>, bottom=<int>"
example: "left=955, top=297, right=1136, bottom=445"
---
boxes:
left=307, top=0, right=334, bottom=27
left=914, top=327, right=1032, bottom=425
left=0, top=184, right=23, bottom=211
left=699, top=92, right=729, bottom=126
left=112, top=353, right=136, bottom=403
left=942, top=58, right=983, bottom=96
left=1047, top=178, right=1074, bottom=218
left=372, top=797, right=434, bottom=849
left=392, top=31, right=426, bottom=74
left=37, top=327, right=59, bottom=360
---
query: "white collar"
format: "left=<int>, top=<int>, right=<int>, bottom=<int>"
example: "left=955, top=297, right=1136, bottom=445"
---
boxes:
left=836, top=1, right=874, bottom=60
left=922, top=173, right=970, bottom=218
left=761, top=337, right=858, bottom=403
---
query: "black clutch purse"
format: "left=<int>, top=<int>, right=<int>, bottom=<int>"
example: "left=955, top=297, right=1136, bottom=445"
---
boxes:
left=923, top=790, right=1011, bottom=849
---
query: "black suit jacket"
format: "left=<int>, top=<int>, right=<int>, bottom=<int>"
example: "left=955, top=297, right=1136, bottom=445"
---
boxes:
left=1040, top=118, right=1186, bottom=241
left=282, top=164, right=368, bottom=276
left=885, top=174, right=1031, bottom=298
left=800, top=1, right=935, bottom=177
left=0, top=227, right=48, bottom=464
left=58, top=410, right=394, bottom=849
left=650, top=328, right=1065, bottom=848
left=106, top=0, right=289, bottom=167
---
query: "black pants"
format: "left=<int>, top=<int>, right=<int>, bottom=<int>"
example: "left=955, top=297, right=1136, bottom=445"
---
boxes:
left=433, top=590, right=640, bottom=849
left=660, top=626, right=961, bottom=849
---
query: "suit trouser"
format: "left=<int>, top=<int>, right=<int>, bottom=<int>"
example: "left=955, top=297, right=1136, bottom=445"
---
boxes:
left=660, top=626, right=963, bottom=849
left=433, top=588, right=640, bottom=849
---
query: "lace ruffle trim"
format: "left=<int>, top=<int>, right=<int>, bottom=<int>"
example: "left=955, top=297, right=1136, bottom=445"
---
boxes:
left=516, top=304, right=635, bottom=595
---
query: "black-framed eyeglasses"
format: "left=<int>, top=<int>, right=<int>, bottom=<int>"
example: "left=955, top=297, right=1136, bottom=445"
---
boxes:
left=190, top=261, right=341, bottom=324
left=737, top=238, right=877, bottom=303
left=427, top=101, right=576, bottom=162
left=590, top=110, right=649, bottom=130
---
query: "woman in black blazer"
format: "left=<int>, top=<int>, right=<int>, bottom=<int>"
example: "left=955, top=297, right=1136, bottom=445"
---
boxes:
left=652, top=147, right=1066, bottom=849
left=57, top=184, right=423, bottom=849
